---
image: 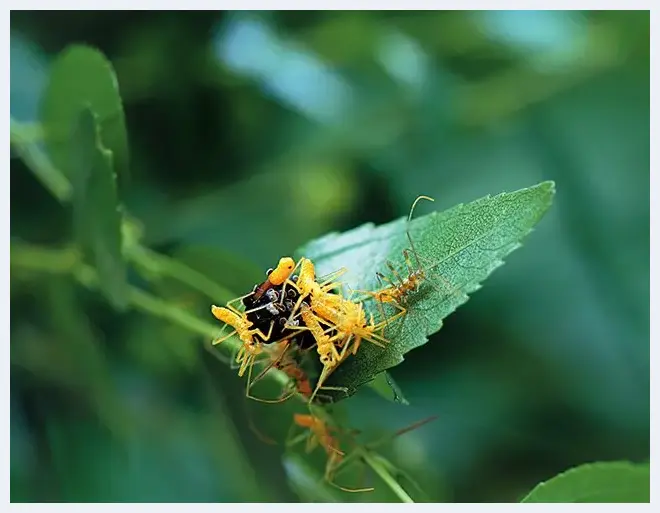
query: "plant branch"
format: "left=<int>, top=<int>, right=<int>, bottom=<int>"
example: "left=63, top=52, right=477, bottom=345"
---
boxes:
left=10, top=242, right=291, bottom=390
left=10, top=118, right=72, bottom=202
left=359, top=448, right=414, bottom=503
left=127, top=244, right=236, bottom=305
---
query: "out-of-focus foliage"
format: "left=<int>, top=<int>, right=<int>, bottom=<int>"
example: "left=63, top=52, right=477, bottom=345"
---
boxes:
left=10, top=10, right=649, bottom=503
left=520, top=461, right=650, bottom=503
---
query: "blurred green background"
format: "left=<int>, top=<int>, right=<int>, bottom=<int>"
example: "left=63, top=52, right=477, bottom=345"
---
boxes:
left=10, top=10, right=649, bottom=503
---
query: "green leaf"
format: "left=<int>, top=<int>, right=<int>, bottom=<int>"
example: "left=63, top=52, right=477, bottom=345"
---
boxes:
left=520, top=461, right=650, bottom=503
left=296, top=181, right=555, bottom=400
left=40, top=44, right=129, bottom=183
left=70, top=107, right=128, bottom=310
left=367, top=372, right=409, bottom=405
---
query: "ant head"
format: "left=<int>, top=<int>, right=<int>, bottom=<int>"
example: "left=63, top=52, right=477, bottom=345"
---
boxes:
left=269, top=257, right=296, bottom=285
left=279, top=257, right=295, bottom=272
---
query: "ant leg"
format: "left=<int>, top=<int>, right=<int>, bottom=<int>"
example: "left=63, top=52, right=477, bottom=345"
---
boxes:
left=332, top=335, right=358, bottom=362
left=245, top=360, right=298, bottom=404
left=247, top=381, right=296, bottom=404
left=350, top=273, right=391, bottom=324
left=324, top=330, right=356, bottom=352
left=372, top=273, right=392, bottom=330
left=365, top=327, right=393, bottom=348
left=378, top=304, right=407, bottom=338
left=309, top=363, right=338, bottom=405
left=327, top=481, right=374, bottom=493
left=203, top=337, right=237, bottom=368
left=376, top=270, right=399, bottom=291
left=249, top=341, right=290, bottom=387
left=278, top=257, right=305, bottom=303
left=244, top=350, right=271, bottom=402
left=319, top=265, right=347, bottom=283
left=284, top=264, right=323, bottom=325
left=210, top=326, right=238, bottom=346
left=237, top=349, right=258, bottom=378
left=335, top=322, right=385, bottom=349
left=402, top=248, right=459, bottom=300
left=326, top=453, right=374, bottom=493
left=385, top=260, right=407, bottom=289
left=286, top=258, right=319, bottom=309
left=242, top=302, right=275, bottom=316
left=318, top=267, right=348, bottom=291
left=284, top=293, right=309, bottom=326
left=348, top=335, right=363, bottom=356
left=225, top=290, right=260, bottom=315
left=209, top=311, right=241, bottom=344
left=373, top=304, right=406, bottom=334
left=250, top=320, right=275, bottom=344
left=327, top=474, right=374, bottom=493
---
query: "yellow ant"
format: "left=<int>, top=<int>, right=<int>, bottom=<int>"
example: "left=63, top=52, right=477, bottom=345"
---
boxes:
left=251, top=257, right=296, bottom=301
left=278, top=257, right=348, bottom=325
left=243, top=339, right=334, bottom=405
left=293, top=303, right=395, bottom=404
left=278, top=256, right=393, bottom=353
left=289, top=413, right=374, bottom=493
left=288, top=413, right=438, bottom=494
left=250, top=256, right=400, bottom=405
left=210, top=257, right=301, bottom=378
left=355, top=195, right=460, bottom=331
left=210, top=305, right=275, bottom=378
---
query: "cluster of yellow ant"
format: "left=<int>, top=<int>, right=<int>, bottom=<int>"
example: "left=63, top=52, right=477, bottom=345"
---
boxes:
left=209, top=195, right=439, bottom=492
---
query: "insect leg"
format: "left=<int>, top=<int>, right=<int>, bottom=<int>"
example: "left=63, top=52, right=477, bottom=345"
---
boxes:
left=278, top=257, right=306, bottom=304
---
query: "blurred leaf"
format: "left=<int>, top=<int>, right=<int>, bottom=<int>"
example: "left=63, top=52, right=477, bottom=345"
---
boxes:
left=520, top=461, right=650, bottom=503
left=10, top=118, right=72, bottom=202
left=10, top=31, right=49, bottom=122
left=297, top=181, right=555, bottom=399
left=283, top=454, right=342, bottom=503
left=171, top=245, right=264, bottom=301
left=125, top=311, right=202, bottom=377
left=40, top=44, right=129, bottom=182
left=137, top=163, right=358, bottom=270
left=367, top=372, right=409, bottom=405
left=70, top=107, right=128, bottom=310
left=128, top=244, right=237, bottom=307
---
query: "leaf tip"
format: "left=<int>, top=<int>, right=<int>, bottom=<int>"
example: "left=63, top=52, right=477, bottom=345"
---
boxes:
left=538, top=180, right=556, bottom=200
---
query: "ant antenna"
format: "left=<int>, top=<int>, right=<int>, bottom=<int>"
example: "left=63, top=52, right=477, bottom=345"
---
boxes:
left=405, top=195, right=435, bottom=272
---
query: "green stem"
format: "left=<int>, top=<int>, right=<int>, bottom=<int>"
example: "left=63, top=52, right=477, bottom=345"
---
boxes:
left=11, top=242, right=291, bottom=390
left=360, top=449, right=414, bottom=503
left=128, top=245, right=236, bottom=304
left=11, top=117, right=72, bottom=202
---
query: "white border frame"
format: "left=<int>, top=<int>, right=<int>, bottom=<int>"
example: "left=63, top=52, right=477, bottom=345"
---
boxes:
left=5, top=4, right=655, bottom=508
